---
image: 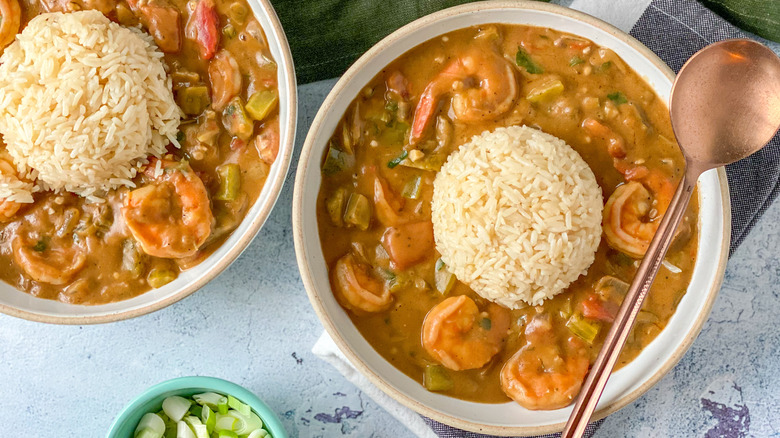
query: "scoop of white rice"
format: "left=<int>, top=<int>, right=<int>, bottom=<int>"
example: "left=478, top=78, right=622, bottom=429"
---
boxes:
left=0, top=11, right=181, bottom=202
left=431, top=126, right=603, bottom=308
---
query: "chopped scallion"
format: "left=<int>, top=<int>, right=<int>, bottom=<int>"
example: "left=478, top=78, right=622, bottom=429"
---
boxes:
left=607, top=91, right=628, bottom=105
left=227, top=395, right=251, bottom=417
left=135, top=413, right=166, bottom=438
left=162, top=396, right=192, bottom=423
left=387, top=150, right=408, bottom=168
left=515, top=48, right=544, bottom=74
left=401, top=175, right=422, bottom=199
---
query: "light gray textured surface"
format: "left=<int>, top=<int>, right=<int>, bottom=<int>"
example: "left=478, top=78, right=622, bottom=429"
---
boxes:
left=2, top=2, right=779, bottom=437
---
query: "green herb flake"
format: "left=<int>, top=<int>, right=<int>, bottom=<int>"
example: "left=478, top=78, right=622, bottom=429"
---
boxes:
left=597, top=61, right=613, bottom=72
left=515, top=48, right=544, bottom=74
left=176, top=131, right=185, bottom=142
left=479, top=318, right=492, bottom=331
left=607, top=91, right=628, bottom=105
left=387, top=150, right=408, bottom=169
left=33, top=239, right=48, bottom=252
left=384, top=99, right=398, bottom=113
left=569, top=56, right=584, bottom=66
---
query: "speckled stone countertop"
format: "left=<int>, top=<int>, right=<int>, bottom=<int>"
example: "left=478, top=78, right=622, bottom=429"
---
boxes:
left=2, top=3, right=779, bottom=438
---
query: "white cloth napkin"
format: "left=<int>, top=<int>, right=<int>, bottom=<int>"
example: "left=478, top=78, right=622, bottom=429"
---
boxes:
left=312, top=332, right=438, bottom=438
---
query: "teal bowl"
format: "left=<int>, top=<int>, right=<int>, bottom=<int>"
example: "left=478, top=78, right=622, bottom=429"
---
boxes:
left=106, top=376, right=288, bottom=438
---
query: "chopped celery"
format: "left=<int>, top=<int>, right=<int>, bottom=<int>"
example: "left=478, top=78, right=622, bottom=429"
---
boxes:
left=388, top=272, right=411, bottom=293
left=637, top=310, right=660, bottom=325
left=222, top=24, right=237, bottom=38
left=423, top=365, right=453, bottom=391
left=343, top=193, right=371, bottom=230
left=341, top=122, right=354, bottom=154
left=434, top=268, right=456, bottom=295
left=401, top=176, right=422, bottom=199
left=246, top=90, right=278, bottom=122
left=321, top=142, right=352, bottom=175
left=387, top=151, right=408, bottom=168
left=566, top=314, right=600, bottom=344
left=515, top=48, right=544, bottom=74
left=326, top=187, right=348, bottom=226
left=222, top=97, right=254, bottom=141
left=607, top=91, right=627, bottom=105
left=559, top=296, right=573, bottom=319
left=147, top=267, right=177, bottom=289
left=399, top=153, right=446, bottom=172
left=177, top=86, right=211, bottom=116
left=527, top=79, right=564, bottom=103
left=215, top=164, right=241, bottom=201
left=595, top=276, right=629, bottom=301
left=228, top=2, right=247, bottom=24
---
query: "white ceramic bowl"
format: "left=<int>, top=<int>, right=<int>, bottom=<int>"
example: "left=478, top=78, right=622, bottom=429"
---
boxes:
left=293, top=1, right=730, bottom=435
left=0, top=0, right=297, bottom=324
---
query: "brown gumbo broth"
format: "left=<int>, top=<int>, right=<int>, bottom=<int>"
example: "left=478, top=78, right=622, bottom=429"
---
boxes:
left=317, top=25, right=698, bottom=406
left=0, top=0, right=279, bottom=303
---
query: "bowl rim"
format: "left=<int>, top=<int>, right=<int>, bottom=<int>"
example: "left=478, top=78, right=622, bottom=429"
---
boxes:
left=292, top=0, right=731, bottom=435
left=0, top=0, right=298, bottom=325
left=105, top=376, right=289, bottom=438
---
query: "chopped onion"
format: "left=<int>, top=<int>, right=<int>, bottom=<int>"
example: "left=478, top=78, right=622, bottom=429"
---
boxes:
left=134, top=413, right=165, bottom=438
left=662, top=259, right=682, bottom=274
left=163, top=396, right=192, bottom=422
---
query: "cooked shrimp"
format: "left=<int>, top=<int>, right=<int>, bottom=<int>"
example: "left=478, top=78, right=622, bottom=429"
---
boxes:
left=501, top=316, right=589, bottom=410
left=603, top=168, right=675, bottom=257
left=122, top=158, right=213, bottom=259
left=422, top=295, right=511, bottom=371
left=332, top=253, right=392, bottom=314
left=0, top=0, right=20, bottom=52
left=0, top=158, right=23, bottom=221
left=410, top=49, right=518, bottom=143
left=12, top=231, right=86, bottom=285
left=582, top=117, right=626, bottom=159
left=209, top=50, right=242, bottom=111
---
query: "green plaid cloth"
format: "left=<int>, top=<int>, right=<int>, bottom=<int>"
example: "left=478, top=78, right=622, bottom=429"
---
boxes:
left=270, top=0, right=779, bottom=84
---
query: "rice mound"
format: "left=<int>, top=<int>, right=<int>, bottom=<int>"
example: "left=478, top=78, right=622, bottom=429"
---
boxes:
left=0, top=11, right=182, bottom=202
left=431, top=126, right=603, bottom=308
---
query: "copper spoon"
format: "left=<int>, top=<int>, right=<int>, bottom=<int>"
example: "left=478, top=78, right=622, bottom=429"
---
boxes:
left=563, top=39, right=780, bottom=438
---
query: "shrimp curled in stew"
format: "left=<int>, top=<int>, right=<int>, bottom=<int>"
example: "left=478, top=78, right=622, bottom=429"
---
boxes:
left=332, top=253, right=393, bottom=314
left=122, top=158, right=213, bottom=259
left=12, top=229, right=87, bottom=285
left=422, top=295, right=511, bottom=371
left=500, top=315, right=589, bottom=410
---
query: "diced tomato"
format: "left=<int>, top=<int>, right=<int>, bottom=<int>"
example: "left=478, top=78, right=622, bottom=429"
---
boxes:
left=581, top=294, right=619, bottom=323
left=187, top=0, right=219, bottom=60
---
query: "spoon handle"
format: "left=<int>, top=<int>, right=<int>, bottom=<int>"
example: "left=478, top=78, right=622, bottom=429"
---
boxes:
left=562, top=169, right=699, bottom=438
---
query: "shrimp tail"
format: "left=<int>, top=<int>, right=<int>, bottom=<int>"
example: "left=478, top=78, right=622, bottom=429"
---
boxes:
left=410, top=84, right=439, bottom=144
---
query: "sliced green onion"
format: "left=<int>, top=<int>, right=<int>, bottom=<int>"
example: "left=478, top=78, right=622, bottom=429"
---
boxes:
left=135, top=413, right=165, bottom=438
left=227, top=395, right=251, bottom=417
left=162, top=396, right=192, bottom=423
left=192, top=424, right=208, bottom=438
left=135, top=429, right=162, bottom=438
left=215, top=414, right=238, bottom=432
left=217, top=397, right=229, bottom=415
left=227, top=410, right=263, bottom=434
left=176, top=421, right=195, bottom=438
left=218, top=431, right=238, bottom=438
left=188, top=404, right=202, bottom=418
left=193, top=392, right=226, bottom=410
left=607, top=91, right=628, bottom=105
left=515, top=48, right=544, bottom=74
left=387, top=150, right=408, bottom=168
left=569, top=56, right=584, bottom=66
left=247, top=430, right=269, bottom=438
